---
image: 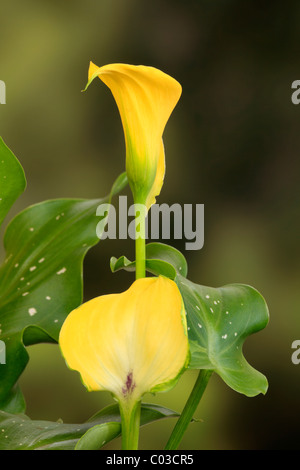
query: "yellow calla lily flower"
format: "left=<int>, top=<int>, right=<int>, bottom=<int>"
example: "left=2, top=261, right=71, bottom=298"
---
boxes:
left=59, top=275, right=189, bottom=448
left=59, top=276, right=189, bottom=403
left=85, top=62, right=182, bottom=209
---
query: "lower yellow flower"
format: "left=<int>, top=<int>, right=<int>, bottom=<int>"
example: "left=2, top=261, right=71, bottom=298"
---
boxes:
left=59, top=276, right=189, bottom=404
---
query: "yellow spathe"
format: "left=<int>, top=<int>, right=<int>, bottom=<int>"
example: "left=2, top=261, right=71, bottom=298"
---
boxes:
left=59, top=276, right=189, bottom=403
left=86, top=62, right=182, bottom=208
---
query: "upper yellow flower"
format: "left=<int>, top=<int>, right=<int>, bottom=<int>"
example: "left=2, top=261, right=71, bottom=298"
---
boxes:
left=85, top=63, right=182, bottom=209
left=59, top=276, right=189, bottom=405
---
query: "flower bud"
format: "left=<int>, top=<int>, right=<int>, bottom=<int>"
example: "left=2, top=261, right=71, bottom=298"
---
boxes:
left=85, top=63, right=182, bottom=209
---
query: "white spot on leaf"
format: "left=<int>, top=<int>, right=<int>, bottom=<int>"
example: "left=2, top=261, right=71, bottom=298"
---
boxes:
left=28, top=308, right=37, bottom=316
left=57, top=267, right=67, bottom=275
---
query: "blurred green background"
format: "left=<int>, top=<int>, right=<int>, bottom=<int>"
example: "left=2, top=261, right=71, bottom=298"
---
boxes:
left=1, top=0, right=300, bottom=450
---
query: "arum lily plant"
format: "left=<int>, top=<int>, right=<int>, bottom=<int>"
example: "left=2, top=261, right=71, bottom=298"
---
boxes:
left=0, top=62, right=269, bottom=451
left=62, top=64, right=188, bottom=449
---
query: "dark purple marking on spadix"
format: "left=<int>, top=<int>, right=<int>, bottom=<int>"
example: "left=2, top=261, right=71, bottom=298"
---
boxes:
left=122, top=371, right=136, bottom=397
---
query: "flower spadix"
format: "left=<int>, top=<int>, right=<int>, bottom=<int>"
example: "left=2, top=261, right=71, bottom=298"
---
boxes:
left=59, top=276, right=189, bottom=405
left=85, top=63, right=182, bottom=209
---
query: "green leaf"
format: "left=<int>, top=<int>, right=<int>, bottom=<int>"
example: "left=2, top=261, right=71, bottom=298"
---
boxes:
left=176, top=276, right=269, bottom=397
left=0, top=385, right=25, bottom=414
left=146, top=242, right=188, bottom=277
left=76, top=402, right=178, bottom=450
left=75, top=423, right=121, bottom=450
left=111, top=242, right=269, bottom=397
left=0, top=174, right=128, bottom=411
left=110, top=254, right=136, bottom=273
left=108, top=172, right=128, bottom=203
left=110, top=242, right=187, bottom=280
left=0, top=403, right=178, bottom=450
left=87, top=402, right=179, bottom=425
left=0, top=138, right=26, bottom=228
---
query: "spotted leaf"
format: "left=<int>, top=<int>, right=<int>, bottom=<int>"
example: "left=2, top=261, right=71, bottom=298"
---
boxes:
left=176, top=276, right=269, bottom=396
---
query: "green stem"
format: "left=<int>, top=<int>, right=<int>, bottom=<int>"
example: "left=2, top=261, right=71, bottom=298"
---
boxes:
left=119, top=400, right=141, bottom=450
left=135, top=205, right=146, bottom=280
left=165, top=369, right=213, bottom=450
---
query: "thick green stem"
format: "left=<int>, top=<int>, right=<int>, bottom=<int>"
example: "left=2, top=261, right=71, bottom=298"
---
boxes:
left=119, top=400, right=141, bottom=450
left=135, top=205, right=146, bottom=280
left=165, top=369, right=213, bottom=450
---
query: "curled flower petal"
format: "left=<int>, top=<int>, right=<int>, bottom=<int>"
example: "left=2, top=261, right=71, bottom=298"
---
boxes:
left=59, top=276, right=189, bottom=403
left=85, top=62, right=182, bottom=208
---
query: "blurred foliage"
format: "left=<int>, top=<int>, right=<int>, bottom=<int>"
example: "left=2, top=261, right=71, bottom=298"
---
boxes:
left=1, top=0, right=300, bottom=449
